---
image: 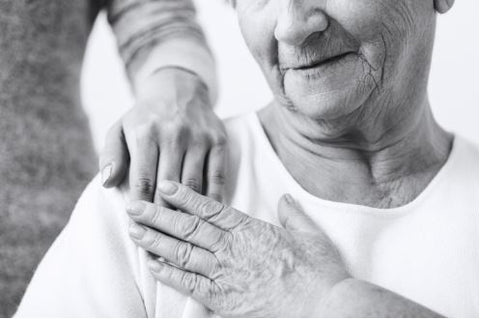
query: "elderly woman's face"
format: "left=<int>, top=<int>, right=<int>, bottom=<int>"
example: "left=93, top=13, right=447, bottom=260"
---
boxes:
left=236, top=0, right=436, bottom=120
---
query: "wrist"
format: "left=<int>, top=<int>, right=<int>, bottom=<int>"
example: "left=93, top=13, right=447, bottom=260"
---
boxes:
left=130, top=38, right=217, bottom=104
left=135, top=67, right=211, bottom=109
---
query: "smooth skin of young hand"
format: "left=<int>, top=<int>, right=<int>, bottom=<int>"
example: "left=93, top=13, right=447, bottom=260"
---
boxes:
left=99, top=67, right=227, bottom=205
left=126, top=181, right=441, bottom=317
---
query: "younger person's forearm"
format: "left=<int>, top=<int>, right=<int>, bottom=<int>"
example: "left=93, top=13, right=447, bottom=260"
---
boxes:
left=132, top=39, right=216, bottom=104
left=107, top=0, right=217, bottom=103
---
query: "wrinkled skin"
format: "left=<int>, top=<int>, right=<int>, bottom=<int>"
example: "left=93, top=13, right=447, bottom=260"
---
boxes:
left=100, top=68, right=227, bottom=204
left=228, top=0, right=453, bottom=211
left=235, top=0, right=436, bottom=124
left=207, top=222, right=347, bottom=316
left=125, top=0, right=455, bottom=316
left=127, top=182, right=350, bottom=317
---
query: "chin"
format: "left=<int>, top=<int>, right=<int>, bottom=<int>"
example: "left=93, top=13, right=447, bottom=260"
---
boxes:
left=284, top=79, right=374, bottom=121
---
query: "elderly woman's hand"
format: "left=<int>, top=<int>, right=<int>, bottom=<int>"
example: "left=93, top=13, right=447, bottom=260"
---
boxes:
left=99, top=67, right=227, bottom=205
left=126, top=181, right=350, bottom=317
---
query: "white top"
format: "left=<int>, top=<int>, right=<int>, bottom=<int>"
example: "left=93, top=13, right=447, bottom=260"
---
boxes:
left=16, top=112, right=479, bottom=317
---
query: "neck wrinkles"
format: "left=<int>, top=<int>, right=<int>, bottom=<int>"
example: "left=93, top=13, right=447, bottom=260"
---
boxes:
left=260, top=98, right=452, bottom=185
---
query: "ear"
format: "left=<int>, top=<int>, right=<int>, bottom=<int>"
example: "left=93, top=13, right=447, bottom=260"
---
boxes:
left=434, top=0, right=455, bottom=14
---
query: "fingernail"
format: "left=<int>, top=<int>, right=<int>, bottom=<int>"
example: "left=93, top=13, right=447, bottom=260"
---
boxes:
left=129, top=223, right=147, bottom=239
left=126, top=201, right=145, bottom=216
left=101, top=164, right=113, bottom=186
left=157, top=180, right=178, bottom=195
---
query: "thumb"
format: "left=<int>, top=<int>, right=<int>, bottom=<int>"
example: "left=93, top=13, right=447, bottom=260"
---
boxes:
left=99, top=123, right=128, bottom=188
left=278, top=194, right=318, bottom=233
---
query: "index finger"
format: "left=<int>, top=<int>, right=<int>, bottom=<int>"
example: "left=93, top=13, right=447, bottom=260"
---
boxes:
left=156, top=181, right=249, bottom=231
left=127, top=201, right=228, bottom=253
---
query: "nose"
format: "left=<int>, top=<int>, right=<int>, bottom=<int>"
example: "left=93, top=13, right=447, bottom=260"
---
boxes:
left=274, top=0, right=329, bottom=46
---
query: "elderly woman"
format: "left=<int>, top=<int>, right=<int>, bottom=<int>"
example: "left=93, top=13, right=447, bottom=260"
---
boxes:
left=17, top=0, right=477, bottom=317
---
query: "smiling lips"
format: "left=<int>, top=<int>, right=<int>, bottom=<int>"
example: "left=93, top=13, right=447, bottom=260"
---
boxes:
left=282, top=50, right=357, bottom=71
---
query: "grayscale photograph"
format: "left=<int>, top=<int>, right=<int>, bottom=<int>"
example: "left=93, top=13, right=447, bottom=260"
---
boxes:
left=0, top=0, right=478, bottom=317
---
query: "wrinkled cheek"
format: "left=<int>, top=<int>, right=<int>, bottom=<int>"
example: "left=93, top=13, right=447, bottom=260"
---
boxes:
left=357, top=38, right=387, bottom=88
left=326, top=2, right=395, bottom=71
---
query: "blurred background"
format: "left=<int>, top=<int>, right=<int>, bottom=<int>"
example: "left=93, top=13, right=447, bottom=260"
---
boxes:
left=82, top=0, right=479, bottom=153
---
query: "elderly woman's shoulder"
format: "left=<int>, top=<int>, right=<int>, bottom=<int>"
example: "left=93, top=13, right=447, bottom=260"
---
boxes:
left=68, top=174, right=130, bottom=230
left=61, top=173, right=139, bottom=262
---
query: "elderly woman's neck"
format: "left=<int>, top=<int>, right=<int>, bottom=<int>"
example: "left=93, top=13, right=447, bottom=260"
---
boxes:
left=258, top=101, right=453, bottom=208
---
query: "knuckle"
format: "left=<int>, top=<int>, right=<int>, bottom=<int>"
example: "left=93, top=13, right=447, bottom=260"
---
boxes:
left=199, top=200, right=225, bottom=221
left=164, top=123, right=190, bottom=146
left=174, top=242, right=193, bottom=269
left=145, top=113, right=162, bottom=125
left=183, top=178, right=202, bottom=192
left=181, top=272, right=198, bottom=294
left=196, top=278, right=217, bottom=301
left=134, top=177, right=155, bottom=196
left=179, top=215, right=202, bottom=240
left=150, top=206, right=164, bottom=226
left=232, top=214, right=251, bottom=231
left=212, top=134, right=227, bottom=147
left=210, top=231, right=231, bottom=254
left=172, top=213, right=183, bottom=235
left=195, top=133, right=210, bottom=143
left=208, top=171, right=225, bottom=185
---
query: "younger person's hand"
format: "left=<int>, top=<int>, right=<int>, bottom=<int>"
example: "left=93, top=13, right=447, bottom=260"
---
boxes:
left=99, top=67, right=227, bottom=204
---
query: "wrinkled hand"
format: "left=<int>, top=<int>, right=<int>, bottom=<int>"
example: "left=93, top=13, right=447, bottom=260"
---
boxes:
left=126, top=181, right=350, bottom=317
left=99, top=68, right=227, bottom=204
